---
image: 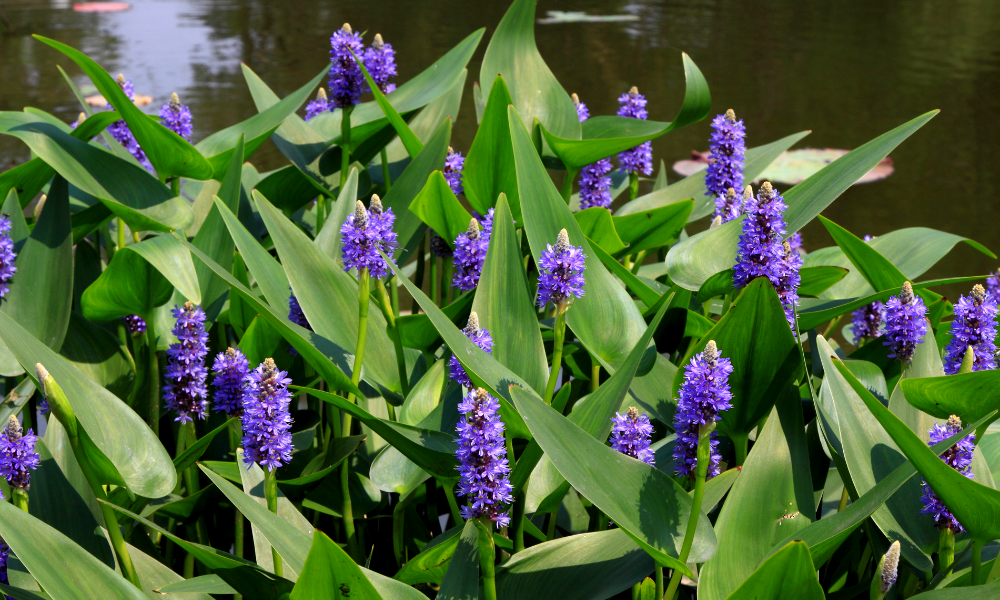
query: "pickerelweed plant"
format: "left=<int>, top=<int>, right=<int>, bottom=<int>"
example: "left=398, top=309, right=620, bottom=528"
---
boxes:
left=0, top=1, right=992, bottom=598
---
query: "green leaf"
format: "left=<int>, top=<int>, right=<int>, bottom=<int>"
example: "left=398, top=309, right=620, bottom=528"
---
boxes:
left=798, top=266, right=849, bottom=297
left=496, top=529, right=652, bottom=600
left=0, top=500, right=147, bottom=599
left=196, top=67, right=328, bottom=177
left=611, top=200, right=693, bottom=256
left=508, top=105, right=676, bottom=422
left=900, top=370, right=1000, bottom=424
left=0, top=378, right=34, bottom=425
left=436, top=520, right=479, bottom=600
left=393, top=526, right=462, bottom=586
left=59, top=313, right=135, bottom=401
left=723, top=542, right=824, bottom=600
left=833, top=358, right=1000, bottom=543
left=0, top=311, right=175, bottom=497
left=173, top=232, right=363, bottom=399
left=508, top=385, right=716, bottom=574
left=315, top=167, right=360, bottom=261
left=541, top=52, right=709, bottom=170
left=291, top=531, right=383, bottom=600
left=675, top=279, right=798, bottom=438
left=354, top=50, right=423, bottom=159
left=408, top=171, right=473, bottom=244
left=464, top=76, right=519, bottom=218
left=917, top=580, right=1000, bottom=598
left=617, top=131, right=811, bottom=219
left=0, top=112, right=193, bottom=232
left=473, top=193, right=549, bottom=395
left=296, top=386, right=457, bottom=478
left=696, top=388, right=814, bottom=600
left=369, top=445, right=431, bottom=495
left=397, top=292, right=475, bottom=353
left=481, top=0, right=580, bottom=140
left=666, top=112, right=938, bottom=290
left=398, top=358, right=449, bottom=427
left=156, top=575, right=236, bottom=596
left=814, top=335, right=934, bottom=568
left=129, top=543, right=215, bottom=600
left=254, top=190, right=411, bottom=400
left=587, top=240, right=662, bottom=308
left=34, top=35, right=213, bottom=180
left=575, top=207, right=628, bottom=255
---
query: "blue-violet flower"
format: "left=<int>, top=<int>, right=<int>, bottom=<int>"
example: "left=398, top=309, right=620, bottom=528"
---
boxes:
left=212, top=347, right=250, bottom=418
left=241, top=358, right=294, bottom=471
left=0, top=415, right=39, bottom=490
left=362, top=33, right=397, bottom=94
left=673, top=341, right=733, bottom=479
left=986, top=269, right=1000, bottom=304
left=573, top=93, right=613, bottom=210
left=852, top=302, right=885, bottom=346
left=452, top=218, right=489, bottom=291
left=714, top=187, right=741, bottom=223
left=456, top=387, right=513, bottom=528
left=340, top=195, right=397, bottom=279
left=329, top=23, right=365, bottom=109
left=163, top=302, right=209, bottom=423
left=122, top=314, right=146, bottom=336
left=883, top=281, right=928, bottom=362
left=706, top=109, right=746, bottom=205
left=611, top=407, right=655, bottom=465
left=107, top=74, right=153, bottom=172
left=920, top=415, right=974, bottom=531
left=616, top=87, right=653, bottom=176
left=448, top=312, right=494, bottom=388
left=305, top=88, right=329, bottom=121
left=287, top=290, right=313, bottom=356
left=444, top=147, right=465, bottom=196
left=159, top=92, right=192, bottom=140
left=536, top=229, right=586, bottom=309
left=0, top=215, right=17, bottom=299
left=943, top=284, right=998, bottom=374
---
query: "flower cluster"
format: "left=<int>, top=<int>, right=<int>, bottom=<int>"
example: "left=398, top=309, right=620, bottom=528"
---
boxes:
left=455, top=388, right=513, bottom=528
left=429, top=230, right=453, bottom=258
left=616, top=87, right=653, bottom=176
left=881, top=541, right=901, bottom=594
left=706, top=109, right=746, bottom=208
left=363, top=33, right=397, bottom=94
left=0, top=215, right=17, bottom=300
left=611, top=407, right=655, bottom=465
left=0, top=415, right=39, bottom=490
left=673, top=341, right=733, bottom=479
left=241, top=358, right=294, bottom=471
left=536, top=229, right=586, bottom=309
left=107, top=74, right=152, bottom=172
left=987, top=269, right=1000, bottom=304
left=329, top=24, right=366, bottom=109
left=733, top=182, right=800, bottom=330
left=287, top=290, right=313, bottom=356
left=305, top=88, right=329, bottom=121
left=943, top=284, right=998, bottom=374
left=212, top=347, right=250, bottom=418
left=444, top=147, right=465, bottom=196
left=573, top=93, right=613, bottom=210
left=449, top=312, right=494, bottom=388
left=340, top=195, right=397, bottom=279
left=122, top=314, right=146, bottom=336
left=851, top=301, right=884, bottom=346
left=882, top=282, right=927, bottom=363
left=920, top=415, right=974, bottom=531
left=163, top=302, right=209, bottom=423
left=714, top=187, right=742, bottom=223
left=159, top=92, right=192, bottom=140
left=452, top=218, right=489, bottom=291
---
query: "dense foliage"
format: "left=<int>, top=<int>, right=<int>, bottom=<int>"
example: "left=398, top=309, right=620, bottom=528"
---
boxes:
left=0, top=0, right=996, bottom=598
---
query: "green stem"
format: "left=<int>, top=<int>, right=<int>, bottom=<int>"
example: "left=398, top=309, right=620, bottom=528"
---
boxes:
left=939, top=527, right=955, bottom=573
left=430, top=258, right=439, bottom=306
left=380, top=147, right=392, bottom=193
left=559, top=168, right=578, bottom=204
left=442, top=261, right=453, bottom=305
left=340, top=106, right=354, bottom=190
left=511, top=490, right=526, bottom=553
left=628, top=172, right=639, bottom=202
left=591, top=360, right=600, bottom=394
left=838, top=487, right=850, bottom=512
left=229, top=428, right=244, bottom=600
left=479, top=516, right=498, bottom=600
left=316, top=195, right=326, bottom=234
left=264, top=469, right=283, bottom=576
left=393, top=489, right=416, bottom=567
left=629, top=250, right=646, bottom=275
left=971, top=538, right=984, bottom=585
left=412, top=236, right=426, bottom=314
left=655, top=567, right=663, bottom=600
left=632, top=583, right=640, bottom=600
left=117, top=217, right=126, bottom=251
left=732, top=431, right=748, bottom=467
left=721, top=292, right=734, bottom=317
left=341, top=267, right=369, bottom=563
left=443, top=482, right=462, bottom=528
left=12, top=488, right=28, bottom=512
left=546, top=511, right=557, bottom=540
left=664, top=422, right=714, bottom=600
left=375, top=278, right=408, bottom=412
left=543, top=309, right=567, bottom=404
left=145, top=314, right=159, bottom=436
left=101, top=223, right=115, bottom=263
left=170, top=177, right=180, bottom=197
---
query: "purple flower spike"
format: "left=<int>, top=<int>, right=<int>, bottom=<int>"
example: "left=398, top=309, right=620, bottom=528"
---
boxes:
left=449, top=312, right=494, bottom=388
left=0, top=530, right=7, bottom=590
left=714, top=188, right=742, bottom=223
left=241, top=358, right=294, bottom=471
left=920, top=415, right=974, bottom=532
left=572, top=92, right=589, bottom=122
left=340, top=195, right=397, bottom=279
left=212, top=347, right=250, bottom=418
left=122, top=314, right=146, bottom=336
left=287, top=290, right=313, bottom=357
left=611, top=407, right=655, bottom=466
left=617, top=87, right=653, bottom=176
left=0, top=415, right=39, bottom=490
left=452, top=218, right=489, bottom=291
left=572, top=93, right=613, bottom=210
left=362, top=33, right=397, bottom=94
left=986, top=270, right=1000, bottom=304
left=851, top=302, right=885, bottom=346
left=943, top=284, right=998, bottom=374
left=329, top=23, right=365, bottom=109
left=444, top=147, right=465, bottom=196
left=673, top=341, right=733, bottom=480
left=456, top=387, right=513, bottom=529
left=536, top=229, right=586, bottom=309
left=477, top=208, right=497, bottom=236
left=107, top=74, right=153, bottom=172
left=706, top=109, right=746, bottom=205
left=776, top=241, right=802, bottom=331
left=305, top=88, right=330, bottom=121
left=0, top=215, right=17, bottom=300
left=163, top=302, right=209, bottom=423
left=883, top=282, right=928, bottom=363
left=159, top=92, right=193, bottom=140
left=788, top=232, right=803, bottom=253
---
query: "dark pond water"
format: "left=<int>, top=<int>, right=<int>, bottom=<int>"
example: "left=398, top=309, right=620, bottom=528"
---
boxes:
left=2, top=0, right=999, bottom=298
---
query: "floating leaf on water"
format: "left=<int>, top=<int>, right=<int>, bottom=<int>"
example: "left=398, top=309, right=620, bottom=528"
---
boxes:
left=537, top=11, right=640, bottom=24
left=72, top=2, right=132, bottom=13
left=673, top=148, right=894, bottom=186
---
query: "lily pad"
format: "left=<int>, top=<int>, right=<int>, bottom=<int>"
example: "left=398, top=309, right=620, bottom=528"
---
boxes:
left=673, top=148, right=894, bottom=186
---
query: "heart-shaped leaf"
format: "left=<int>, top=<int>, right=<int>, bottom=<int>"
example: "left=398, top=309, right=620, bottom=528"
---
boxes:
left=408, top=171, right=473, bottom=245
left=723, top=542, right=824, bottom=600
left=290, top=531, right=382, bottom=600
left=901, top=371, right=1000, bottom=424
left=464, top=76, right=519, bottom=219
